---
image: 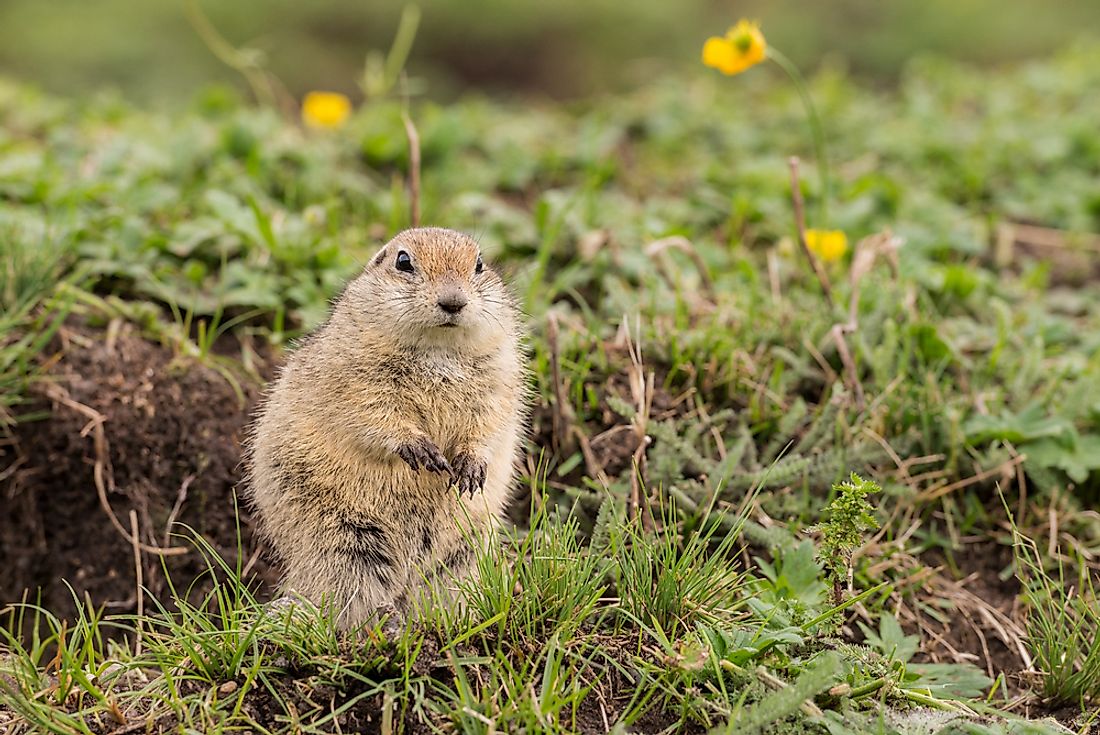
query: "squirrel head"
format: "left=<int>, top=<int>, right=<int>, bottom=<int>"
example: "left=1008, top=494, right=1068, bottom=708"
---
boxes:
left=340, top=227, right=517, bottom=352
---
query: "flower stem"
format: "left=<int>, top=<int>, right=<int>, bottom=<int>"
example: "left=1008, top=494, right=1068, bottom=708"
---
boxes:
left=767, top=47, right=830, bottom=224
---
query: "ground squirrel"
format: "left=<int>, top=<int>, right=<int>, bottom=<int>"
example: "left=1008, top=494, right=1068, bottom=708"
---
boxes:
left=245, top=227, right=528, bottom=629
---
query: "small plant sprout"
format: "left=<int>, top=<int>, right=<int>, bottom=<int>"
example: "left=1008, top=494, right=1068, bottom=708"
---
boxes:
left=813, top=473, right=881, bottom=603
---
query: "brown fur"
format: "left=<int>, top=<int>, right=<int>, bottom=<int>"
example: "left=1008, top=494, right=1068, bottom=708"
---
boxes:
left=243, top=227, right=528, bottom=628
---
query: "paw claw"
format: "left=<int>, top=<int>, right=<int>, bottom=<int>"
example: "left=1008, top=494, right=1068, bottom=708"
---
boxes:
left=452, top=453, right=487, bottom=497
left=396, top=437, right=450, bottom=475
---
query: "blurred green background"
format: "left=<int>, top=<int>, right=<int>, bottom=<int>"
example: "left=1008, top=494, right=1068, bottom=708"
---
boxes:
left=1, top=0, right=1098, bottom=105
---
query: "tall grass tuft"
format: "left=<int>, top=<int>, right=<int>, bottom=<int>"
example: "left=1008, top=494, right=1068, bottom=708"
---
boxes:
left=1011, top=518, right=1100, bottom=705
left=612, top=494, right=751, bottom=637
left=446, top=507, right=612, bottom=645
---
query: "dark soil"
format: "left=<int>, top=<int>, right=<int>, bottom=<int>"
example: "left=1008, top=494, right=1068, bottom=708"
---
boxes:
left=914, top=543, right=1026, bottom=680
left=917, top=544, right=1100, bottom=729
left=0, top=319, right=279, bottom=626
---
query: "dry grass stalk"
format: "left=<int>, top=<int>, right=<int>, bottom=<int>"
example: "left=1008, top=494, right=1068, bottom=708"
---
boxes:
left=916, top=454, right=1026, bottom=503
left=401, top=73, right=421, bottom=228
left=401, top=108, right=421, bottom=228
left=644, top=236, right=715, bottom=301
left=129, top=510, right=144, bottom=656
left=622, top=317, right=655, bottom=530
left=546, top=313, right=576, bottom=455
left=787, top=157, right=834, bottom=307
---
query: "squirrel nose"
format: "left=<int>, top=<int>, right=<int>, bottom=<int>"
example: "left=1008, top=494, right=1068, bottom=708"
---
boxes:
left=438, top=293, right=468, bottom=314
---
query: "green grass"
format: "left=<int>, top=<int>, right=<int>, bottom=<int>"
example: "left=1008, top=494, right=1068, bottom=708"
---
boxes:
left=1011, top=520, right=1100, bottom=709
left=0, top=238, right=72, bottom=430
left=3, top=39, right=1100, bottom=733
left=0, top=488, right=1067, bottom=734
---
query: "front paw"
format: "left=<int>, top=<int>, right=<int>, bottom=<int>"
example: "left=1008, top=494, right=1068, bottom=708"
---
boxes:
left=451, top=453, right=487, bottom=498
left=395, top=436, right=452, bottom=475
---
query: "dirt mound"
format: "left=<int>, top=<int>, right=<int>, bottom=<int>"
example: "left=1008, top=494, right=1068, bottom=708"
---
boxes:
left=0, top=319, right=279, bottom=625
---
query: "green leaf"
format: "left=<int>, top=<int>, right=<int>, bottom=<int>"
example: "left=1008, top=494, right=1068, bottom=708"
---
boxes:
left=858, top=612, right=919, bottom=663
left=698, top=623, right=804, bottom=667
left=903, top=662, right=993, bottom=700
left=719, top=652, right=842, bottom=734
left=909, top=322, right=955, bottom=363
left=204, top=189, right=266, bottom=248
left=963, top=404, right=1074, bottom=446
left=755, top=540, right=828, bottom=610
left=1024, top=433, right=1100, bottom=483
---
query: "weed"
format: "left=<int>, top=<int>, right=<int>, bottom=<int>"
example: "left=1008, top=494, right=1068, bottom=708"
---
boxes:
left=812, top=473, right=881, bottom=603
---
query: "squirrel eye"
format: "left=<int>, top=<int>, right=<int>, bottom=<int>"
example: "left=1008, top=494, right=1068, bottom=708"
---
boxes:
left=475, top=255, right=484, bottom=274
left=395, top=250, right=414, bottom=273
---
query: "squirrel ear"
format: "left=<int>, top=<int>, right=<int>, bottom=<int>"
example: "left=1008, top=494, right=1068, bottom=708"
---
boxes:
left=371, top=247, right=387, bottom=266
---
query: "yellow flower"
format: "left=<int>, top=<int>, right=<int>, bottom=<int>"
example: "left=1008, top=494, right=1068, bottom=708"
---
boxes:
left=805, top=230, right=848, bottom=263
left=702, top=20, right=767, bottom=76
left=301, top=91, right=352, bottom=129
